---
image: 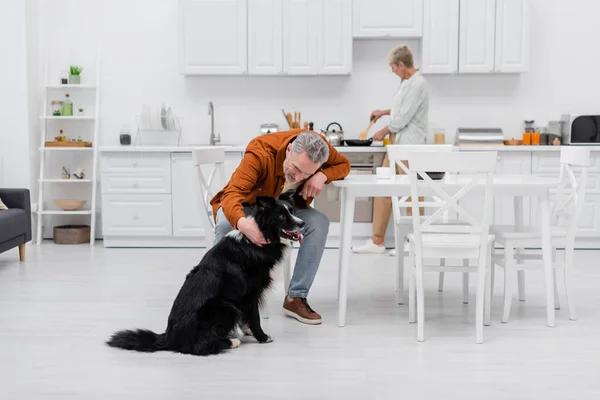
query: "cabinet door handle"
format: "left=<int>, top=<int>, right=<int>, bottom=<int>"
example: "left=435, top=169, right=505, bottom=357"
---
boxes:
left=133, top=183, right=139, bottom=188
left=133, top=215, right=139, bottom=220
left=132, top=161, right=138, bottom=167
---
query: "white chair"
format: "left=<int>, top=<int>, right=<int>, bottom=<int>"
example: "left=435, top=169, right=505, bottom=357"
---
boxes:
left=192, top=148, right=293, bottom=320
left=491, top=147, right=591, bottom=323
left=386, top=144, right=456, bottom=305
left=406, top=151, right=497, bottom=343
left=192, top=148, right=226, bottom=250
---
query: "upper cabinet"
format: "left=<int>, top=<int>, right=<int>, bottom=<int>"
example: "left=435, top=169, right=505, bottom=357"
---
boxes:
left=494, top=0, right=531, bottom=72
left=281, top=0, right=352, bottom=75
left=458, top=0, right=496, bottom=73
left=421, top=0, right=459, bottom=74
left=318, top=0, right=353, bottom=74
left=421, top=0, right=530, bottom=74
left=353, top=0, right=423, bottom=38
left=248, top=0, right=283, bottom=75
left=283, top=0, right=320, bottom=75
left=181, top=0, right=351, bottom=75
left=179, top=0, right=248, bottom=75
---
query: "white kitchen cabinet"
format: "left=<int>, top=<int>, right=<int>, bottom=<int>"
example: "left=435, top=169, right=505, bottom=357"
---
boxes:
left=421, top=0, right=459, bottom=74
left=102, top=194, right=173, bottom=237
left=494, top=0, right=530, bottom=72
left=179, top=0, right=247, bottom=75
left=353, top=0, right=423, bottom=38
left=283, top=0, right=320, bottom=75
left=248, top=0, right=283, bottom=75
left=458, top=0, right=496, bottom=73
left=318, top=0, right=352, bottom=75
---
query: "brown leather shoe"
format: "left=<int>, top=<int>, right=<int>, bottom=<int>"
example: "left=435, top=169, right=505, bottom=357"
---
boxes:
left=282, top=296, right=322, bottom=325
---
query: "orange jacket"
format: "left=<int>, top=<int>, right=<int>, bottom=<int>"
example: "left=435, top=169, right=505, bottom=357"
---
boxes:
left=210, top=129, right=350, bottom=228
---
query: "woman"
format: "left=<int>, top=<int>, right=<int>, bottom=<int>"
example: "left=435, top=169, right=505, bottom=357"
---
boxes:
left=353, top=44, right=429, bottom=256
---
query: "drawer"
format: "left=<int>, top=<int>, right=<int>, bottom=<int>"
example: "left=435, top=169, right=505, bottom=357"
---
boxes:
left=102, top=194, right=172, bottom=236
left=532, top=152, right=600, bottom=174
left=101, top=172, right=171, bottom=194
left=101, top=153, right=171, bottom=174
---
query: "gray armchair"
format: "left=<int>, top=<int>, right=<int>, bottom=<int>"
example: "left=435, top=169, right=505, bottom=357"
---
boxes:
left=0, top=189, right=32, bottom=261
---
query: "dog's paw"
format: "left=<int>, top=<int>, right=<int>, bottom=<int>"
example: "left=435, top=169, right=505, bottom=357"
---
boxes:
left=242, top=326, right=253, bottom=336
left=259, top=335, right=274, bottom=344
left=230, top=338, right=241, bottom=349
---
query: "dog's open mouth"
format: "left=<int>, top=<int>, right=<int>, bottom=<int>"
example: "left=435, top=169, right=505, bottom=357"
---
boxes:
left=281, top=229, right=303, bottom=244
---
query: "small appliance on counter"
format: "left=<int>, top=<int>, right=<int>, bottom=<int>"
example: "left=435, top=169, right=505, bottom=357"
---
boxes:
left=260, top=123, right=279, bottom=135
left=320, top=122, right=344, bottom=146
left=561, top=114, right=600, bottom=145
left=455, top=127, right=504, bottom=146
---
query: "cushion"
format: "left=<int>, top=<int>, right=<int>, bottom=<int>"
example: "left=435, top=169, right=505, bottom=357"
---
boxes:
left=0, top=197, right=7, bottom=210
left=0, top=209, right=27, bottom=243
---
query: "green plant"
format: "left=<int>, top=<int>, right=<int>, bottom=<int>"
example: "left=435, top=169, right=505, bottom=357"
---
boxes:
left=69, top=65, right=83, bottom=75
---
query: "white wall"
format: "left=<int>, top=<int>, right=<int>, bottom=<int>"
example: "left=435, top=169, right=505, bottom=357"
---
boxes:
left=0, top=0, right=31, bottom=189
left=32, top=0, right=600, bottom=148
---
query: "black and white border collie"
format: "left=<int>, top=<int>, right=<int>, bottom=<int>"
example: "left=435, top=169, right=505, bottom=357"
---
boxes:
left=106, top=191, right=304, bottom=356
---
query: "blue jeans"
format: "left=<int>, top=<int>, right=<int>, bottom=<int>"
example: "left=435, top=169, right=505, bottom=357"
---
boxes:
left=214, top=206, right=330, bottom=298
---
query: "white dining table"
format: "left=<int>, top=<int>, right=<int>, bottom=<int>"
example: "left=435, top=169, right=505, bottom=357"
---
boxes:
left=332, top=174, right=561, bottom=328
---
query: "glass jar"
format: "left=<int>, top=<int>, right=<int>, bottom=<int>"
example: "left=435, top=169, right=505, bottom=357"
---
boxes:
left=61, top=94, right=73, bottom=116
left=523, top=120, right=535, bottom=145
left=51, top=100, right=62, bottom=116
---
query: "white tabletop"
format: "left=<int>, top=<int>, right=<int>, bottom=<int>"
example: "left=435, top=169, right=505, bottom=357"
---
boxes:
left=332, top=174, right=559, bottom=196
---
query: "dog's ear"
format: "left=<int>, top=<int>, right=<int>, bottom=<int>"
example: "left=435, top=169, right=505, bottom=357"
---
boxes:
left=256, top=196, right=276, bottom=210
left=278, top=189, right=296, bottom=205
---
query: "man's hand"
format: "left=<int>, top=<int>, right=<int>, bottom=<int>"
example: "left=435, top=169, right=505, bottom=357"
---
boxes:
left=370, top=109, right=389, bottom=123
left=372, top=129, right=388, bottom=142
left=300, top=171, right=328, bottom=200
left=237, top=217, right=268, bottom=246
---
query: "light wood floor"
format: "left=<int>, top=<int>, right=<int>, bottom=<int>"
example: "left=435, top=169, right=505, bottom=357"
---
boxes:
left=1, top=243, right=600, bottom=399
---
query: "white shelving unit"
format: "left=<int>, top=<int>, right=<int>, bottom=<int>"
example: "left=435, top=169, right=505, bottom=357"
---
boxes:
left=36, top=54, right=101, bottom=245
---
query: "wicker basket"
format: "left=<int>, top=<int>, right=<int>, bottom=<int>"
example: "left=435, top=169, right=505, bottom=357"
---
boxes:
left=53, top=225, right=91, bottom=244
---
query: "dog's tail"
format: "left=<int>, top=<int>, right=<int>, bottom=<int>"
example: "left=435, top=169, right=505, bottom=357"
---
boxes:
left=106, top=329, right=167, bottom=352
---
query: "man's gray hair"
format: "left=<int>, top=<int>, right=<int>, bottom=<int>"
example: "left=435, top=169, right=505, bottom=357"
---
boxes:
left=291, top=132, right=330, bottom=165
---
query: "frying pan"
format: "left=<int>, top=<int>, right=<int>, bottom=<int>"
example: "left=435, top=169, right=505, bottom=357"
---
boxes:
left=343, top=137, right=373, bottom=146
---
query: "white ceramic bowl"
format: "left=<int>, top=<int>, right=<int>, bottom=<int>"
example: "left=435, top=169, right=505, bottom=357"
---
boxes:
left=376, top=167, right=394, bottom=179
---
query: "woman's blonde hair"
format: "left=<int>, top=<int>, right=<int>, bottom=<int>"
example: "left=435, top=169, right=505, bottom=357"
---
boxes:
left=387, top=45, right=414, bottom=68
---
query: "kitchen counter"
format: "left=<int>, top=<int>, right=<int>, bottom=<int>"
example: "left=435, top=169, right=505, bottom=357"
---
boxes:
left=100, top=144, right=387, bottom=153
left=457, top=145, right=600, bottom=151
left=100, top=145, right=247, bottom=153
left=100, top=144, right=600, bottom=154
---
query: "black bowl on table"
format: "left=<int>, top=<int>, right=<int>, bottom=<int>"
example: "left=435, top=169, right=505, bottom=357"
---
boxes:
left=417, top=172, right=446, bottom=180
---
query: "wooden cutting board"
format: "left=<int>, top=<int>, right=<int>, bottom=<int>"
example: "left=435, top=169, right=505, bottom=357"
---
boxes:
left=45, top=141, right=93, bottom=147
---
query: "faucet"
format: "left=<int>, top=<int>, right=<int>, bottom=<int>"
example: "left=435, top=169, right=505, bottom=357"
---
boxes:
left=208, top=101, right=220, bottom=145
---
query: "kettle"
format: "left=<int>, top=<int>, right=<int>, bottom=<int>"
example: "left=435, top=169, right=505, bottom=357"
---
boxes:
left=321, top=122, right=344, bottom=146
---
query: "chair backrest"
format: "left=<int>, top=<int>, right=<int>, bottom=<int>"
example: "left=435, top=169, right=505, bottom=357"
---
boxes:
left=386, top=144, right=454, bottom=224
left=406, top=151, right=497, bottom=252
left=387, top=144, right=454, bottom=175
left=554, top=147, right=591, bottom=235
left=192, top=148, right=226, bottom=249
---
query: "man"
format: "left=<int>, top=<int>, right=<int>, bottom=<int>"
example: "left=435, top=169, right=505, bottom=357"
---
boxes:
left=210, top=129, right=350, bottom=325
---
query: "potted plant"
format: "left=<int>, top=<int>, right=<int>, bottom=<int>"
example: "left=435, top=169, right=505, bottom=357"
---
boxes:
left=69, top=65, right=82, bottom=84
